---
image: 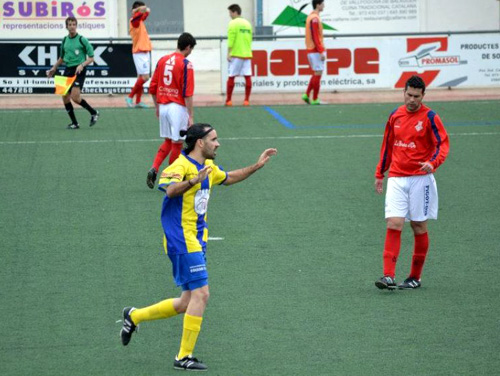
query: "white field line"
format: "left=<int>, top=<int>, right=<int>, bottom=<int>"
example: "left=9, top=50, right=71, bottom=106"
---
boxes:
left=0, top=131, right=500, bottom=145
left=0, top=100, right=499, bottom=114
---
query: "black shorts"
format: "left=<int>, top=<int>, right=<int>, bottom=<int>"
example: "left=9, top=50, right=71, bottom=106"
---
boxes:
left=63, top=66, right=87, bottom=90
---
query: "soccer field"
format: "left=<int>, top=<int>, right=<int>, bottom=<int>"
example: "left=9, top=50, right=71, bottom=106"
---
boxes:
left=1, top=101, right=499, bottom=375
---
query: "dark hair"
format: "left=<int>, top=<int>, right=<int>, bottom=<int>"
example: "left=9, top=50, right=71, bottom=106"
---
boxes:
left=228, top=4, right=242, bottom=15
left=405, top=75, right=426, bottom=93
left=65, top=16, right=77, bottom=27
left=181, top=124, right=214, bottom=154
left=312, top=0, right=324, bottom=9
left=177, top=32, right=197, bottom=51
left=132, top=1, right=145, bottom=10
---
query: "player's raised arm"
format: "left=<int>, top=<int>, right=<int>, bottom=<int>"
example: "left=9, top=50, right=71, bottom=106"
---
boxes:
left=224, top=148, right=277, bottom=186
left=166, top=165, right=212, bottom=198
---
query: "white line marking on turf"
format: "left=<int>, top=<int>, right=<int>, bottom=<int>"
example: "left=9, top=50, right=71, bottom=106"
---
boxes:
left=208, top=237, right=224, bottom=241
left=1, top=100, right=499, bottom=113
left=0, top=132, right=499, bottom=145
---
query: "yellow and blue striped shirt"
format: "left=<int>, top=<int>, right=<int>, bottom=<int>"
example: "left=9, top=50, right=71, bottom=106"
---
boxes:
left=158, top=152, right=227, bottom=254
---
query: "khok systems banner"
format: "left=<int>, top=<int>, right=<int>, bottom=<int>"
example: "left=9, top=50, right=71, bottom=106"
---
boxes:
left=0, top=42, right=138, bottom=94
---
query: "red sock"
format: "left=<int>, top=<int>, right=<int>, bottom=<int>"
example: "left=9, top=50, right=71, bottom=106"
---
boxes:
left=169, top=142, right=183, bottom=164
left=244, top=76, right=252, bottom=101
left=306, top=75, right=315, bottom=96
left=382, top=228, right=402, bottom=279
left=152, top=139, right=172, bottom=171
left=226, top=76, right=235, bottom=102
left=312, top=75, right=321, bottom=100
left=409, top=232, right=429, bottom=280
left=133, top=77, right=145, bottom=103
left=136, top=88, right=143, bottom=104
left=129, top=77, right=142, bottom=99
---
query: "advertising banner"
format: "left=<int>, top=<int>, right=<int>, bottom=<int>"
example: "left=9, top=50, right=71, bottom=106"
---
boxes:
left=0, top=42, right=138, bottom=94
left=221, top=33, right=500, bottom=93
left=264, top=0, right=419, bottom=35
left=0, top=0, right=117, bottom=38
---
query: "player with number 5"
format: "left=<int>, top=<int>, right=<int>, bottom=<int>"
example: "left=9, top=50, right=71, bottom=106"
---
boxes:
left=147, top=33, right=197, bottom=189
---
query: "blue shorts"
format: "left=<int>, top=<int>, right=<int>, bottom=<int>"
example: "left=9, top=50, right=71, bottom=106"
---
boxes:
left=168, top=251, right=208, bottom=291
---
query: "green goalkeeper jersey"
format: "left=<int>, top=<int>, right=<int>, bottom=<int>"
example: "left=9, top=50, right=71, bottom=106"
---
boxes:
left=60, top=33, right=94, bottom=67
left=227, top=17, right=253, bottom=58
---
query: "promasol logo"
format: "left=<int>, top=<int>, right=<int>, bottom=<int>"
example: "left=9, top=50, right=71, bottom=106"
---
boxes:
left=399, top=41, right=462, bottom=68
left=2, top=1, right=106, bottom=18
left=395, top=37, right=467, bottom=88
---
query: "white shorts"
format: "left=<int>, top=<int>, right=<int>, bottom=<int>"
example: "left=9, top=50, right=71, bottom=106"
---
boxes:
left=159, top=103, right=188, bottom=142
left=385, top=174, right=438, bottom=222
left=133, top=52, right=151, bottom=75
left=307, top=53, right=325, bottom=72
left=228, top=57, right=251, bottom=77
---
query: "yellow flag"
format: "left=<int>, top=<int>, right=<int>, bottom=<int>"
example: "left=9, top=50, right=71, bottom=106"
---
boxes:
left=54, top=75, right=77, bottom=95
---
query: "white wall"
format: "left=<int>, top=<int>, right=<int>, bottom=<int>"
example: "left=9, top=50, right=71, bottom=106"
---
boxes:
left=117, top=0, right=128, bottom=37
left=263, top=0, right=500, bottom=35
left=117, top=0, right=255, bottom=37
left=184, top=0, right=254, bottom=37
left=116, top=0, right=255, bottom=71
left=420, top=0, right=500, bottom=32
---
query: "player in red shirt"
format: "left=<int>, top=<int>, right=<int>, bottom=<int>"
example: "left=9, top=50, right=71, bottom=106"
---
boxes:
left=374, top=75, right=449, bottom=290
left=146, top=33, right=196, bottom=189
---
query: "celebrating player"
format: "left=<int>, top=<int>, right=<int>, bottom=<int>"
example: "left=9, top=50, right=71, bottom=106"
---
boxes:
left=302, top=0, right=326, bottom=105
left=374, top=75, right=449, bottom=290
left=146, top=33, right=197, bottom=189
left=126, top=1, right=152, bottom=109
left=225, top=4, right=253, bottom=106
left=120, top=123, right=277, bottom=371
left=46, top=17, right=99, bottom=129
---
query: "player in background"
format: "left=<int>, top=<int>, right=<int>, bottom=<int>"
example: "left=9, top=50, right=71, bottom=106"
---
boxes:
left=302, top=0, right=326, bottom=105
left=120, top=123, right=277, bottom=371
left=374, top=75, right=449, bottom=290
left=225, top=4, right=253, bottom=106
left=126, top=1, right=152, bottom=109
left=146, top=33, right=197, bottom=189
left=46, top=17, right=99, bottom=129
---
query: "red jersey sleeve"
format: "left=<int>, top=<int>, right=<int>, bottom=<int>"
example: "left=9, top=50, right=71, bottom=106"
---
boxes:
left=183, top=60, right=194, bottom=98
left=311, top=18, right=324, bottom=53
left=142, top=11, right=150, bottom=21
left=149, top=60, right=161, bottom=96
left=375, top=113, right=395, bottom=179
left=130, top=11, right=143, bottom=28
left=426, top=111, right=449, bottom=170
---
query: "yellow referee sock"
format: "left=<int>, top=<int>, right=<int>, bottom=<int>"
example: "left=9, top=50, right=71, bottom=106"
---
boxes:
left=178, top=314, right=203, bottom=359
left=130, top=298, right=179, bottom=325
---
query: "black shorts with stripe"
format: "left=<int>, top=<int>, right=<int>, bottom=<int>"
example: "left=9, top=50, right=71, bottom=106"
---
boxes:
left=63, top=66, right=87, bottom=90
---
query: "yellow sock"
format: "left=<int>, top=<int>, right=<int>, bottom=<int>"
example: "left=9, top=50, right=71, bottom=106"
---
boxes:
left=130, top=298, right=178, bottom=325
left=178, top=314, right=203, bottom=359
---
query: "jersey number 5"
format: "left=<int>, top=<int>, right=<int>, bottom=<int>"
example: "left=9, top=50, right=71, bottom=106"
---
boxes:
left=163, top=64, right=174, bottom=85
